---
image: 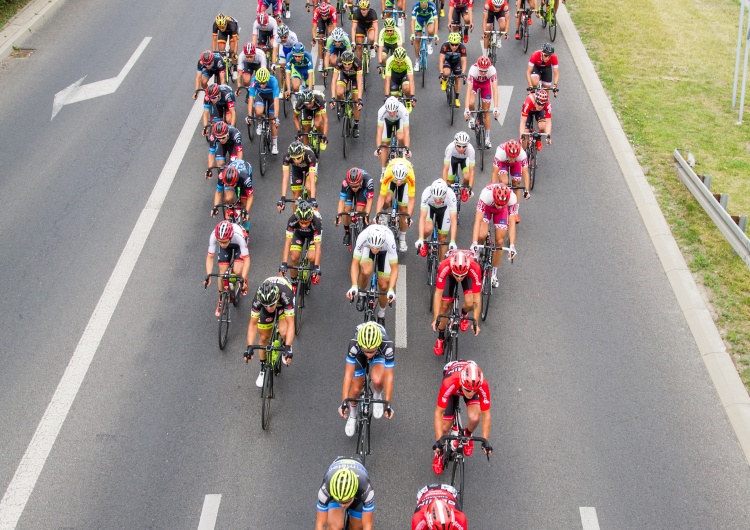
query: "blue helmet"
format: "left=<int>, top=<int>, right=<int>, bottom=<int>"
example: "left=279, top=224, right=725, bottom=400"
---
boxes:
left=292, top=42, right=305, bottom=55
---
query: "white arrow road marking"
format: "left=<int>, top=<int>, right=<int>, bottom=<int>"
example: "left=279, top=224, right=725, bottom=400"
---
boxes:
left=0, top=98, right=204, bottom=530
left=395, top=265, right=407, bottom=348
left=496, top=85, right=514, bottom=126
left=197, top=495, right=222, bottom=530
left=580, top=507, right=601, bottom=530
left=51, top=36, right=152, bottom=120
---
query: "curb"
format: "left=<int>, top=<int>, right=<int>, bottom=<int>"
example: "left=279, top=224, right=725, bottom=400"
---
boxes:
left=0, top=0, right=68, bottom=60
left=557, top=6, right=750, bottom=465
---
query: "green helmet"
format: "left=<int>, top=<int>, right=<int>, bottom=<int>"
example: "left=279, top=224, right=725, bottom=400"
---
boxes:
left=448, top=32, right=461, bottom=45
left=357, top=322, right=383, bottom=350
left=383, top=17, right=396, bottom=29
left=329, top=469, right=359, bottom=502
left=257, top=280, right=280, bottom=306
left=255, top=67, right=271, bottom=84
left=300, top=88, right=315, bottom=104
left=294, top=200, right=315, bottom=222
left=288, top=140, right=306, bottom=157
left=393, top=47, right=407, bottom=60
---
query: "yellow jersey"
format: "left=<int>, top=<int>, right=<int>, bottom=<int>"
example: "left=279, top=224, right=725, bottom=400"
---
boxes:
left=379, top=158, right=416, bottom=197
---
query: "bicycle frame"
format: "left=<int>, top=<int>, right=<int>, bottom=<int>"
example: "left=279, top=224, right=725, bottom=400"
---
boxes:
left=345, top=364, right=389, bottom=465
left=435, top=283, right=476, bottom=362
left=247, top=313, right=286, bottom=430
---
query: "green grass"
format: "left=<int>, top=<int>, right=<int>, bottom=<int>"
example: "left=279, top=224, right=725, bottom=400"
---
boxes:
left=568, top=0, right=750, bottom=390
left=0, top=0, right=31, bottom=30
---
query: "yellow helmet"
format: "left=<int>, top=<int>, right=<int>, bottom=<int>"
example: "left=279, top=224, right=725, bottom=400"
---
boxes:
left=215, top=13, right=227, bottom=28
left=255, top=67, right=271, bottom=84
left=330, top=469, right=359, bottom=502
left=448, top=32, right=461, bottom=45
left=357, top=322, right=383, bottom=350
left=359, top=0, right=371, bottom=7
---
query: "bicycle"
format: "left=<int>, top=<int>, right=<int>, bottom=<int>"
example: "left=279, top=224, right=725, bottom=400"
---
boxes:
left=475, top=234, right=513, bottom=321
left=377, top=130, right=410, bottom=162
left=415, top=34, right=438, bottom=88
left=357, top=38, right=375, bottom=91
left=520, top=131, right=550, bottom=190
left=216, top=50, right=238, bottom=83
left=423, top=226, right=449, bottom=310
left=249, top=112, right=273, bottom=176
left=205, top=258, right=244, bottom=350
left=382, top=7, right=406, bottom=27
left=539, top=0, right=557, bottom=41
left=435, top=283, right=477, bottom=362
left=448, top=180, right=471, bottom=225
left=336, top=210, right=368, bottom=252
left=483, top=30, right=507, bottom=66
left=442, top=73, right=466, bottom=125
left=376, top=209, right=410, bottom=243
left=286, top=241, right=315, bottom=336
left=298, top=127, right=325, bottom=157
left=246, top=318, right=287, bottom=430
left=332, top=87, right=361, bottom=158
left=344, top=363, right=390, bottom=465
left=468, top=100, right=496, bottom=171
left=352, top=269, right=391, bottom=324
left=204, top=164, right=225, bottom=180
left=517, top=2, right=533, bottom=53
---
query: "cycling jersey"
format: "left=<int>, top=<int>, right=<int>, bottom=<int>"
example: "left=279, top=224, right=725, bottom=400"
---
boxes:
left=440, top=42, right=467, bottom=62
left=377, top=102, right=410, bottom=125
left=353, top=7, right=378, bottom=32
left=412, top=485, right=468, bottom=530
left=493, top=143, right=528, bottom=172
left=435, top=255, right=481, bottom=295
left=209, top=125, right=243, bottom=160
left=385, top=55, right=414, bottom=76
left=204, top=84, right=236, bottom=122
left=294, top=90, right=327, bottom=116
left=250, top=276, right=295, bottom=323
left=212, top=17, right=240, bottom=38
left=277, top=31, right=300, bottom=57
left=437, top=360, right=491, bottom=410
left=340, top=171, right=375, bottom=205
left=312, top=5, right=339, bottom=25
left=484, top=0, right=509, bottom=12
left=207, top=222, right=249, bottom=258
left=467, top=63, right=497, bottom=84
left=528, top=49, right=559, bottom=69
left=380, top=158, right=416, bottom=198
left=326, top=33, right=353, bottom=54
left=197, top=53, right=226, bottom=77
left=334, top=56, right=363, bottom=78
left=353, top=225, right=398, bottom=263
left=412, top=1, right=438, bottom=20
left=347, top=322, right=395, bottom=377
left=217, top=159, right=254, bottom=198
left=444, top=141, right=476, bottom=166
left=258, top=0, right=283, bottom=16
left=283, top=146, right=318, bottom=171
left=249, top=75, right=281, bottom=99
left=520, top=94, right=551, bottom=119
left=286, top=211, right=323, bottom=242
left=420, top=186, right=458, bottom=212
left=238, top=50, right=267, bottom=73
left=450, top=0, right=472, bottom=7
left=286, top=51, right=315, bottom=77
left=317, top=457, right=374, bottom=517
left=378, top=28, right=403, bottom=47
left=253, top=18, right=279, bottom=46
left=476, top=182, right=518, bottom=226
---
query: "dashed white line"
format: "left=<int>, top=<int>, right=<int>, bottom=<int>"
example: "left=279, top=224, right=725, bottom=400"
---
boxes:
left=395, top=265, right=407, bottom=348
left=0, top=99, right=204, bottom=530
left=580, top=507, right=601, bottom=530
left=197, top=494, right=222, bottom=530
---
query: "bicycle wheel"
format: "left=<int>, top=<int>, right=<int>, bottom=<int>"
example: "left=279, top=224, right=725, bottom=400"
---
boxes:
left=362, top=51, right=370, bottom=92
left=480, top=268, right=492, bottom=321
left=529, top=148, right=537, bottom=190
left=294, top=282, right=304, bottom=336
left=421, top=51, right=427, bottom=88
left=448, top=82, right=455, bottom=126
left=232, top=277, right=241, bottom=307
left=259, top=129, right=267, bottom=176
left=478, top=127, right=486, bottom=171
left=246, top=115, right=255, bottom=143
left=218, top=293, right=230, bottom=350
left=350, top=218, right=361, bottom=252
left=261, top=366, right=273, bottom=430
left=522, top=15, right=530, bottom=53
left=549, top=10, right=557, bottom=41
left=426, top=255, right=437, bottom=311
left=540, top=2, right=548, bottom=28
left=357, top=418, right=369, bottom=465
left=443, top=332, right=454, bottom=363
left=451, top=457, right=465, bottom=507
left=342, top=114, right=350, bottom=158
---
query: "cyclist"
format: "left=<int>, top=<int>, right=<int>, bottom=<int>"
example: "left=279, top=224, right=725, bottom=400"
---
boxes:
left=447, top=0, right=473, bottom=44
left=315, top=457, right=374, bottom=530
left=285, top=43, right=315, bottom=101
left=330, top=50, right=364, bottom=137
left=376, top=18, right=403, bottom=76
left=383, top=47, right=415, bottom=110
left=442, top=131, right=476, bottom=202
left=346, top=224, right=399, bottom=325
left=194, top=51, right=226, bottom=98
left=351, top=0, right=379, bottom=61
left=432, top=360, right=492, bottom=474
left=412, top=486, right=467, bottom=529
left=248, top=67, right=281, bottom=155
left=463, top=55, right=499, bottom=149
left=410, top=0, right=439, bottom=69
left=415, top=178, right=458, bottom=263
left=279, top=140, right=319, bottom=206
left=431, top=250, right=481, bottom=354
left=207, top=120, right=243, bottom=170
left=312, top=1, right=338, bottom=72
left=375, top=96, right=411, bottom=175
left=237, top=42, right=268, bottom=97
left=274, top=24, right=299, bottom=73
left=252, top=13, right=279, bottom=52
left=514, top=0, right=537, bottom=40
left=244, top=277, right=296, bottom=386
left=212, top=14, right=240, bottom=76
left=202, top=83, right=236, bottom=130
left=470, top=183, right=516, bottom=288
left=482, top=0, right=510, bottom=57
left=382, top=0, right=407, bottom=23
left=294, top=88, right=329, bottom=149
left=438, top=32, right=467, bottom=109
left=280, top=199, right=322, bottom=288
left=203, top=220, right=250, bottom=317
left=212, top=162, right=254, bottom=235
left=526, top=42, right=559, bottom=94
left=553, top=0, right=566, bottom=14
left=339, top=322, right=395, bottom=437
left=257, top=0, right=284, bottom=22
left=492, top=138, right=529, bottom=223
left=337, top=167, right=375, bottom=247
left=324, top=27, right=353, bottom=73
left=375, top=158, right=415, bottom=253
left=519, top=88, right=552, bottom=151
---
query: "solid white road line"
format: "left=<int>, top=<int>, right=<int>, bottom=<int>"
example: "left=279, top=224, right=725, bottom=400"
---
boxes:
left=580, top=507, right=601, bottom=530
left=197, top=495, right=222, bottom=530
left=395, top=265, right=407, bottom=348
left=0, top=99, right=204, bottom=530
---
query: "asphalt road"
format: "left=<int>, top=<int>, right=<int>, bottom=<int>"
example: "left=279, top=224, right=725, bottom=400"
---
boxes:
left=1, top=0, right=750, bottom=528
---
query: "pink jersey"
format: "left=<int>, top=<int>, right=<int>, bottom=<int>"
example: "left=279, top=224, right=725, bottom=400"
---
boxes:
left=467, top=63, right=497, bottom=84
left=476, top=183, right=517, bottom=215
left=494, top=143, right=528, bottom=172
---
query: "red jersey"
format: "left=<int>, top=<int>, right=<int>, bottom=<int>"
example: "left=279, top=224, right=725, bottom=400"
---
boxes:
left=412, top=485, right=468, bottom=530
left=412, top=509, right=468, bottom=530
left=437, top=360, right=491, bottom=411
left=528, top=49, right=559, bottom=69
left=450, top=0, right=473, bottom=8
left=312, top=6, right=339, bottom=23
left=435, top=257, right=482, bottom=294
left=484, top=0, right=508, bottom=12
left=521, top=94, right=552, bottom=119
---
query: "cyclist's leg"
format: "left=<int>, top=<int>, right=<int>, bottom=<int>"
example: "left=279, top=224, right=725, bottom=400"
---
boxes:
left=466, top=89, right=476, bottom=122
left=492, top=223, right=507, bottom=268
left=436, top=209, right=450, bottom=261
left=304, top=169, right=316, bottom=198
left=355, top=27, right=365, bottom=59
left=376, top=257, right=390, bottom=315
left=413, top=24, right=423, bottom=57
left=396, top=185, right=409, bottom=234
left=359, top=257, right=373, bottom=289
left=289, top=237, right=302, bottom=280
left=464, top=402, right=481, bottom=432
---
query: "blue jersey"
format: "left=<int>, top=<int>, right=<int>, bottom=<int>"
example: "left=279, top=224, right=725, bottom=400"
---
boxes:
left=216, top=159, right=253, bottom=194
left=249, top=75, right=280, bottom=99
left=285, top=51, right=315, bottom=75
left=411, top=1, right=437, bottom=19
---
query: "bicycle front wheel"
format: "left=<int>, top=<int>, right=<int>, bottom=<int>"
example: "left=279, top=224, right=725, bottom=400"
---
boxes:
left=480, top=268, right=492, bottom=321
left=448, top=83, right=455, bottom=125
left=261, top=367, right=273, bottom=430
left=451, top=457, right=465, bottom=507
left=421, top=52, right=426, bottom=88
left=218, top=293, right=230, bottom=350
left=426, top=255, right=437, bottom=311
left=259, top=130, right=267, bottom=176
left=529, top=149, right=537, bottom=190
left=342, top=115, right=350, bottom=158
left=294, top=284, right=303, bottom=336
left=522, top=17, right=530, bottom=53
left=443, top=332, right=455, bottom=363
left=540, top=3, right=548, bottom=28
left=357, top=418, right=369, bottom=465
left=549, top=11, right=557, bottom=40
left=477, top=127, right=486, bottom=171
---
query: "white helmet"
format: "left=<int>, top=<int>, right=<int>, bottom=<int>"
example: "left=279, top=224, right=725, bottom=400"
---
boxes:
left=430, top=178, right=448, bottom=199
left=391, top=162, right=408, bottom=183
left=332, top=27, right=346, bottom=42
left=367, top=225, right=388, bottom=248
left=384, top=96, right=400, bottom=112
left=454, top=131, right=470, bottom=146
left=491, top=0, right=504, bottom=7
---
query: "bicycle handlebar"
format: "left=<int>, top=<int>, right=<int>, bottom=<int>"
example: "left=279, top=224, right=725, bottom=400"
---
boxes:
left=520, top=132, right=550, bottom=138
left=437, top=434, right=491, bottom=460
left=336, top=211, right=368, bottom=220
left=246, top=343, right=286, bottom=353
left=436, top=313, right=476, bottom=326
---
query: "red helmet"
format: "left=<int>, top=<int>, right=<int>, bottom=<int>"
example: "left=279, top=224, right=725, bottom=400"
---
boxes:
left=257, top=13, right=270, bottom=25
left=492, top=185, right=511, bottom=206
left=212, top=121, right=229, bottom=138
left=200, top=50, right=214, bottom=66
left=476, top=56, right=491, bottom=70
left=450, top=251, right=470, bottom=277
left=459, top=362, right=483, bottom=393
left=426, top=500, right=455, bottom=530
left=318, top=1, right=331, bottom=15
left=222, top=166, right=239, bottom=187
left=243, top=42, right=256, bottom=56
left=504, top=139, right=521, bottom=158
left=346, top=167, right=363, bottom=186
left=215, top=220, right=234, bottom=241
left=206, top=84, right=221, bottom=99
left=535, top=88, right=549, bottom=105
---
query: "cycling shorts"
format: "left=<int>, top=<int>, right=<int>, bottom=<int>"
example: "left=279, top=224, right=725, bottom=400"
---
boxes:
left=441, top=275, right=474, bottom=301
left=217, top=244, right=245, bottom=265
left=256, top=305, right=291, bottom=330
left=358, top=248, right=392, bottom=276
left=451, top=6, right=468, bottom=24
left=290, top=230, right=317, bottom=251
left=442, top=57, right=463, bottom=75
left=355, top=21, right=375, bottom=36
left=494, top=160, right=522, bottom=179
left=470, top=78, right=492, bottom=101
left=531, top=64, right=553, bottom=84
left=336, top=71, right=360, bottom=91
left=482, top=208, right=509, bottom=230
left=253, top=92, right=277, bottom=115
left=415, top=16, right=436, bottom=31
left=382, top=119, right=403, bottom=140
left=388, top=181, right=409, bottom=206
left=428, top=205, right=451, bottom=234
left=321, top=501, right=367, bottom=519
left=443, top=393, right=482, bottom=421
left=486, top=9, right=508, bottom=23
left=290, top=165, right=316, bottom=190
left=524, top=110, right=546, bottom=130
left=388, top=70, right=408, bottom=93
left=447, top=155, right=468, bottom=178
left=316, top=17, right=334, bottom=35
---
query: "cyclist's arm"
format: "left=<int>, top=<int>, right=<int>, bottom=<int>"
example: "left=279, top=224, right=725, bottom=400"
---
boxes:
left=387, top=256, right=398, bottom=291
left=194, top=70, right=203, bottom=92
left=553, top=65, right=559, bottom=85
left=293, top=110, right=302, bottom=131
left=364, top=194, right=374, bottom=216
left=525, top=63, right=534, bottom=87
left=211, top=34, right=219, bottom=51
left=205, top=253, right=215, bottom=277
left=362, top=511, right=374, bottom=530
left=320, top=110, right=329, bottom=136
left=491, top=79, right=498, bottom=108
left=355, top=72, right=363, bottom=102
left=350, top=255, right=362, bottom=287
left=460, top=54, right=467, bottom=72
left=508, top=209, right=516, bottom=245
left=226, top=107, right=236, bottom=127
left=407, top=194, right=415, bottom=218
left=246, top=315, right=260, bottom=346
left=309, top=165, right=318, bottom=198
left=403, top=124, right=411, bottom=148
left=375, top=189, right=387, bottom=213
left=472, top=208, right=483, bottom=243
left=519, top=115, right=527, bottom=138
left=208, top=152, right=216, bottom=168
left=282, top=230, right=293, bottom=263
left=522, top=165, right=529, bottom=191
left=330, top=68, right=339, bottom=99
left=432, top=285, right=443, bottom=324
left=281, top=165, right=290, bottom=198
left=418, top=207, right=427, bottom=238
left=434, top=404, right=447, bottom=441
left=283, top=309, right=295, bottom=346
left=480, top=409, right=491, bottom=441
left=341, top=362, right=355, bottom=406
left=376, top=123, right=384, bottom=145
left=315, top=511, right=328, bottom=530
left=383, top=73, right=391, bottom=96
left=202, top=107, right=210, bottom=128
left=307, top=68, right=314, bottom=87
left=449, top=210, right=458, bottom=244
left=241, top=254, right=251, bottom=284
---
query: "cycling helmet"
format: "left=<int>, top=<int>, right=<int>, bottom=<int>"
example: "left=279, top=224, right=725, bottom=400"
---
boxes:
left=430, top=178, right=448, bottom=200
left=476, top=56, right=491, bottom=70
left=288, top=140, right=306, bottom=157
left=222, top=166, right=239, bottom=187
left=450, top=251, right=471, bottom=277
left=384, top=96, right=400, bottom=112
left=341, top=50, right=355, bottom=64
left=255, top=67, right=271, bottom=84
left=292, top=42, right=306, bottom=55
left=357, top=322, right=383, bottom=350
left=243, top=42, right=256, bottom=57
left=294, top=200, right=315, bottom=222
left=332, top=27, right=346, bottom=42
left=367, top=226, right=388, bottom=249
left=346, top=167, right=364, bottom=186
left=391, top=162, right=409, bottom=183
left=300, top=89, right=316, bottom=104
left=541, top=42, right=554, bottom=55
left=504, top=139, right=521, bottom=158
left=535, top=88, right=548, bottom=105
left=318, top=1, right=331, bottom=16
left=393, top=47, right=407, bottom=60
left=459, top=361, right=483, bottom=393
left=491, top=0, right=504, bottom=7
left=256, top=280, right=281, bottom=306
left=215, top=13, right=227, bottom=28
left=206, top=83, right=221, bottom=99
left=492, top=184, right=511, bottom=206
left=214, top=220, right=234, bottom=241
left=277, top=24, right=290, bottom=39
left=454, top=131, right=470, bottom=147
left=359, top=0, right=371, bottom=8
left=212, top=121, right=229, bottom=138
left=200, top=50, right=214, bottom=66
left=448, top=32, right=462, bottom=45
left=257, top=13, right=270, bottom=25
left=329, top=468, right=359, bottom=502
left=426, top=499, right=456, bottom=530
left=383, top=17, right=397, bottom=29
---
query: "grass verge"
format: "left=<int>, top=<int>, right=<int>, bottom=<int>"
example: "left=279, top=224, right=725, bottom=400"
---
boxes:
left=567, top=0, right=750, bottom=389
left=0, top=0, right=31, bottom=30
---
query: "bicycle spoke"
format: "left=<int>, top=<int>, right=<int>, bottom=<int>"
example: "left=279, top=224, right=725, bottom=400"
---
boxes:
left=218, top=294, right=230, bottom=350
left=261, top=368, right=272, bottom=430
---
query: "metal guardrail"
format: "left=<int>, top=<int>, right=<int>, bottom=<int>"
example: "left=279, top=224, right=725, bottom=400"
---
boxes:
left=674, top=149, right=750, bottom=269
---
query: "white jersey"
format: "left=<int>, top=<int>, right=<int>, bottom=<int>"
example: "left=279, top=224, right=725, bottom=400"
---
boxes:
left=467, top=64, right=498, bottom=84
left=477, top=184, right=518, bottom=210
left=277, top=31, right=299, bottom=50
left=377, top=103, right=410, bottom=126
left=237, top=50, right=267, bottom=71
left=444, top=141, right=476, bottom=164
left=253, top=18, right=279, bottom=38
left=207, top=223, right=250, bottom=257
left=420, top=186, right=458, bottom=212
left=353, top=225, right=399, bottom=262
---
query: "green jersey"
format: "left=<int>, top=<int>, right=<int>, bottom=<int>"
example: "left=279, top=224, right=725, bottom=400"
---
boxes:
left=385, top=55, right=413, bottom=75
left=378, top=28, right=403, bottom=47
